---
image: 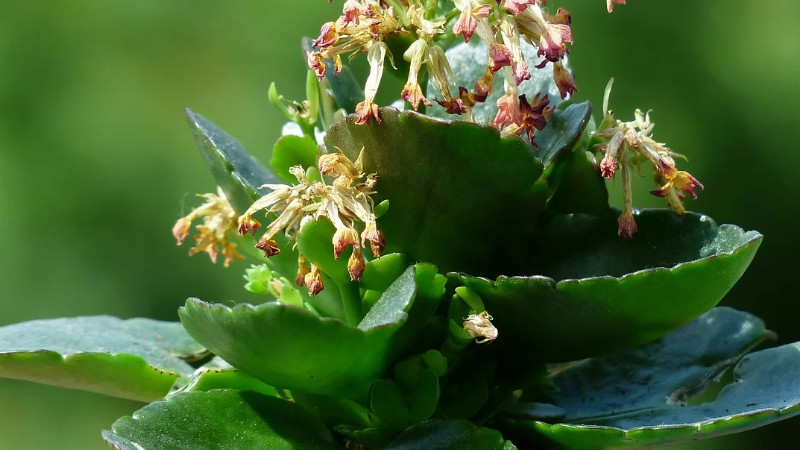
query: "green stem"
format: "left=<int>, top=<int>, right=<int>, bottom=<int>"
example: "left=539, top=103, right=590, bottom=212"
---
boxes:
left=339, top=281, right=364, bottom=326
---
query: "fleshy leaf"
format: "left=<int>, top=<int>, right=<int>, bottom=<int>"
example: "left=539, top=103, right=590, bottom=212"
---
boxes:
left=531, top=102, right=592, bottom=168
left=177, top=367, right=278, bottom=397
left=185, top=108, right=277, bottom=213
left=451, top=210, right=763, bottom=361
left=502, top=308, right=800, bottom=449
left=426, top=40, right=562, bottom=124
left=0, top=316, right=205, bottom=401
left=325, top=107, right=547, bottom=276
left=385, top=419, right=513, bottom=450
left=270, top=135, right=318, bottom=183
left=545, top=149, right=609, bottom=216
left=103, top=390, right=343, bottom=450
left=178, top=264, right=443, bottom=399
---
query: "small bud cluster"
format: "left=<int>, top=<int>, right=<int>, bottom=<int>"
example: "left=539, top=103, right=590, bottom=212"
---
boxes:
left=306, top=0, right=611, bottom=142
left=237, top=151, right=384, bottom=296
left=172, top=188, right=245, bottom=267
left=594, top=81, right=703, bottom=237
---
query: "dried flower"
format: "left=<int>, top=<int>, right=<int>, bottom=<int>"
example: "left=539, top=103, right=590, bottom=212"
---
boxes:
left=463, top=311, right=498, bottom=344
left=238, top=151, right=384, bottom=294
left=594, top=80, right=703, bottom=236
left=172, top=187, right=244, bottom=267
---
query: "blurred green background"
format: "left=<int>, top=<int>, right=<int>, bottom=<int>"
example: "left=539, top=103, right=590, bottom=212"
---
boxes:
left=0, top=1, right=797, bottom=448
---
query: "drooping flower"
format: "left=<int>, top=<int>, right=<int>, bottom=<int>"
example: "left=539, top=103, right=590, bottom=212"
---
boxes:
left=402, top=39, right=433, bottom=111
left=356, top=40, right=389, bottom=124
left=172, top=187, right=244, bottom=267
left=453, top=0, right=493, bottom=43
left=594, top=80, right=703, bottom=236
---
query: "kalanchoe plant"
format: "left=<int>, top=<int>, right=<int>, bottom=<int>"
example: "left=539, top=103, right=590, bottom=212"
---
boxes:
left=3, top=1, right=798, bottom=449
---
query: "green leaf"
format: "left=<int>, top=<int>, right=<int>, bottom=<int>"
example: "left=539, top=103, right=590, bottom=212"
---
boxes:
left=451, top=210, right=763, bottom=361
left=502, top=308, right=800, bottom=449
left=270, top=135, right=318, bottom=183
left=178, top=264, right=443, bottom=399
left=177, top=367, right=278, bottom=397
left=426, top=40, right=563, bottom=124
left=359, top=267, right=416, bottom=330
left=185, top=108, right=277, bottom=213
left=545, top=149, right=609, bottom=216
left=371, top=379, right=411, bottom=429
left=103, top=390, right=343, bottom=450
left=0, top=316, right=205, bottom=401
left=325, top=107, right=548, bottom=276
left=532, top=102, right=593, bottom=168
left=179, top=299, right=396, bottom=398
left=385, top=419, right=511, bottom=450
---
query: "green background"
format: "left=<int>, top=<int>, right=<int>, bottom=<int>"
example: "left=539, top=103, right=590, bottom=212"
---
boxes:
left=0, top=1, right=797, bottom=448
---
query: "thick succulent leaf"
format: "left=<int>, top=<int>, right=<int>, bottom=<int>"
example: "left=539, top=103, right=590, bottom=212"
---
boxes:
left=426, top=40, right=562, bottom=124
left=451, top=210, right=762, bottom=361
left=178, top=264, right=442, bottom=399
left=270, top=135, right=318, bottom=183
left=545, top=149, right=609, bottom=216
left=177, top=367, right=278, bottom=397
left=103, top=390, right=343, bottom=450
left=0, top=316, right=205, bottom=401
left=185, top=108, right=277, bottom=213
left=531, top=102, right=592, bottom=168
left=385, top=419, right=513, bottom=450
left=325, top=107, right=547, bottom=276
left=503, top=308, right=800, bottom=449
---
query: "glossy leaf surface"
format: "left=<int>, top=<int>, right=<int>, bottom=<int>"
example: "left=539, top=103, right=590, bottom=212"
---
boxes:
left=385, top=419, right=514, bottom=450
left=452, top=210, right=763, bottom=361
left=531, top=102, right=592, bottom=168
left=504, top=308, right=800, bottom=449
left=325, top=107, right=548, bottom=276
left=185, top=108, right=276, bottom=213
left=103, top=390, right=343, bottom=449
left=179, top=264, right=443, bottom=398
left=0, top=316, right=205, bottom=401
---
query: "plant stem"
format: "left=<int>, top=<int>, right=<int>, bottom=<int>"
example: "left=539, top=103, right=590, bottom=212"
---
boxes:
left=340, top=282, right=363, bottom=326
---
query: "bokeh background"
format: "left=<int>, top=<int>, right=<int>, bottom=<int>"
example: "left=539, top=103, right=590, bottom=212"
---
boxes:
left=1, top=1, right=798, bottom=448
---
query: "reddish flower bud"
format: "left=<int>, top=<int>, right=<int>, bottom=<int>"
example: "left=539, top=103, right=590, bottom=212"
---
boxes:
left=255, top=237, right=281, bottom=257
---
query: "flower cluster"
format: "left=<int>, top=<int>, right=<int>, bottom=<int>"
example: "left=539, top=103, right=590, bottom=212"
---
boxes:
left=594, top=81, right=703, bottom=237
left=237, top=151, right=384, bottom=296
left=172, top=188, right=244, bottom=267
left=305, top=0, right=617, bottom=143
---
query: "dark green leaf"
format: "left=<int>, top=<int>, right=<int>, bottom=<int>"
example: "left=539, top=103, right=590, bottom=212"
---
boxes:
left=179, top=299, right=397, bottom=399
left=452, top=210, right=763, bottom=361
left=371, top=379, right=411, bottom=429
left=103, top=390, right=343, bottom=450
left=532, top=102, right=592, bottom=167
left=545, top=149, right=609, bottom=216
left=385, top=419, right=510, bottom=450
left=185, top=108, right=277, bottom=213
left=270, top=135, right=319, bottom=183
left=0, top=316, right=205, bottom=401
left=503, top=308, right=800, bottom=449
left=325, top=107, right=547, bottom=276
left=178, top=264, right=443, bottom=399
